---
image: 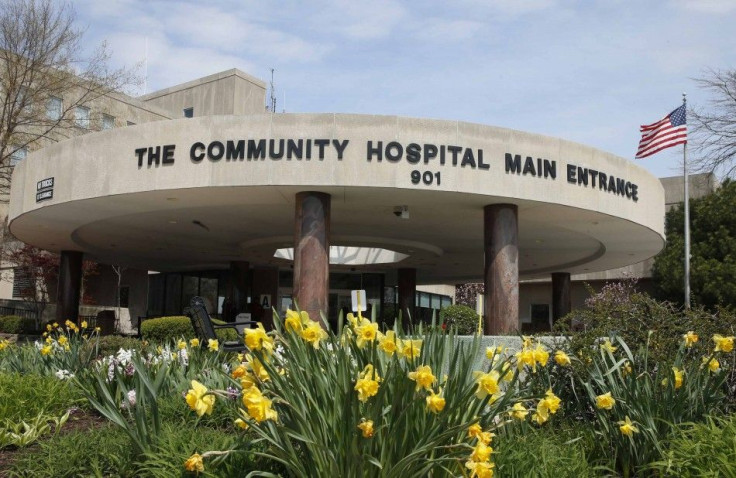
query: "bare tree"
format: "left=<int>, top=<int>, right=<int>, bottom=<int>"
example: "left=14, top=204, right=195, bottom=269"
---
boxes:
left=0, top=0, right=139, bottom=200
left=690, top=69, right=736, bottom=177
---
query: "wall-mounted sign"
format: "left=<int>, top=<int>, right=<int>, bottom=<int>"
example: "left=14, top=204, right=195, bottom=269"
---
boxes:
left=36, top=177, right=54, bottom=203
left=351, top=289, right=367, bottom=312
left=260, top=294, right=271, bottom=309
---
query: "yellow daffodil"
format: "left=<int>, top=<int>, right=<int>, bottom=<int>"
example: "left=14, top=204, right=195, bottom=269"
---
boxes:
left=426, top=389, right=446, bottom=414
left=242, top=386, right=277, bottom=422
left=40, top=345, right=52, bottom=356
left=94, top=327, right=101, bottom=333
left=537, top=389, right=561, bottom=417
left=357, top=419, right=374, bottom=438
left=672, top=367, right=683, bottom=389
left=622, top=360, right=633, bottom=376
left=465, top=460, right=495, bottom=478
left=240, top=372, right=257, bottom=390
left=234, top=418, right=248, bottom=430
left=531, top=410, right=548, bottom=425
left=177, top=340, right=187, bottom=350
left=355, top=364, right=381, bottom=402
left=284, top=309, right=308, bottom=333
left=532, top=343, right=549, bottom=367
left=231, top=364, right=247, bottom=379
left=57, top=336, right=68, bottom=346
left=683, top=331, right=698, bottom=347
left=522, top=335, right=533, bottom=348
left=703, top=356, right=720, bottom=372
left=473, top=370, right=500, bottom=400
left=713, top=334, right=735, bottom=353
left=468, top=422, right=483, bottom=440
left=53, top=322, right=59, bottom=329
left=408, top=365, right=436, bottom=391
left=470, top=442, right=493, bottom=462
left=190, top=338, right=200, bottom=347
left=618, top=416, right=639, bottom=436
left=207, top=339, right=219, bottom=352
left=377, top=330, right=398, bottom=356
left=477, top=430, right=494, bottom=445
left=81, top=320, right=88, bottom=329
left=45, top=336, right=53, bottom=344
left=244, top=323, right=274, bottom=353
left=355, top=321, right=379, bottom=348
left=0, top=339, right=8, bottom=351
left=46, top=324, right=53, bottom=332
left=516, top=348, right=535, bottom=370
left=245, top=354, right=270, bottom=382
left=398, top=339, right=422, bottom=360
left=554, top=350, right=571, bottom=366
left=510, top=402, right=528, bottom=420
left=301, top=320, right=328, bottom=349
left=485, top=345, right=504, bottom=360
left=601, top=339, right=617, bottom=353
left=596, top=392, right=616, bottom=410
left=184, top=453, right=204, bottom=473
left=185, top=380, right=215, bottom=417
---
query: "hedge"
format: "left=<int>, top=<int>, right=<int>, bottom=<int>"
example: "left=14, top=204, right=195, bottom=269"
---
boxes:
left=0, top=315, right=37, bottom=334
left=439, top=304, right=479, bottom=335
left=140, top=316, right=239, bottom=343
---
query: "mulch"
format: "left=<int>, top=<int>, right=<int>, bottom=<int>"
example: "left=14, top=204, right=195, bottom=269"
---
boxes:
left=0, top=408, right=108, bottom=476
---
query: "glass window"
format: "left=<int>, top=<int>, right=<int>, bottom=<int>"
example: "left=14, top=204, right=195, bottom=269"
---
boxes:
left=419, top=293, right=430, bottom=308
left=102, top=114, right=115, bottom=130
left=119, top=286, right=130, bottom=308
left=46, top=96, right=62, bottom=120
left=183, top=107, right=193, bottom=118
left=74, top=106, right=90, bottom=128
left=10, top=146, right=27, bottom=166
left=164, top=274, right=182, bottom=316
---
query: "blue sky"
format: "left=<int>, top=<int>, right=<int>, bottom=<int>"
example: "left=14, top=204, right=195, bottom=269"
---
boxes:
left=73, top=0, right=736, bottom=179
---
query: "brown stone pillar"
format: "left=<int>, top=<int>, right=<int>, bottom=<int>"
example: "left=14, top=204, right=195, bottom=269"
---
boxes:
left=226, top=261, right=249, bottom=321
left=56, top=250, right=83, bottom=323
left=483, top=204, right=519, bottom=334
left=293, top=192, right=330, bottom=327
left=398, top=268, right=416, bottom=329
left=252, top=267, right=278, bottom=330
left=551, top=272, right=571, bottom=323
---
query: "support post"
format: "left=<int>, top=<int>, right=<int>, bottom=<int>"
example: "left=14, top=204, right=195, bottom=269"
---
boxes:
left=398, top=268, right=416, bottom=329
left=56, top=250, right=83, bottom=323
left=551, top=272, right=571, bottom=324
left=293, top=191, right=331, bottom=327
left=483, top=204, right=519, bottom=334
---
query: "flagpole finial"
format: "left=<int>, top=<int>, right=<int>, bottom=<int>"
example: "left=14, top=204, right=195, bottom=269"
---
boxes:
left=683, top=92, right=687, bottom=104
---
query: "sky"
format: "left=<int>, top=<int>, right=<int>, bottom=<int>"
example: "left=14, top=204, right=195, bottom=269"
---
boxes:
left=71, top=0, right=736, bottom=179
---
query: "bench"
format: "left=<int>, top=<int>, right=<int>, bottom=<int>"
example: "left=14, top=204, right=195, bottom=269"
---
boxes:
left=184, top=296, right=257, bottom=353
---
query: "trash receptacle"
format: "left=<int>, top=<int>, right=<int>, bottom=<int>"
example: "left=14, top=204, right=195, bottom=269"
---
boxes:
left=96, top=310, right=116, bottom=336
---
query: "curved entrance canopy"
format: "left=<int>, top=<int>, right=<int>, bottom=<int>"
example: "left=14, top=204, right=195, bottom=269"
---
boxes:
left=9, top=113, right=665, bottom=283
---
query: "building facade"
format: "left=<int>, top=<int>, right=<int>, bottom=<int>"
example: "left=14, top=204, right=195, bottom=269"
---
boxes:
left=7, top=68, right=667, bottom=333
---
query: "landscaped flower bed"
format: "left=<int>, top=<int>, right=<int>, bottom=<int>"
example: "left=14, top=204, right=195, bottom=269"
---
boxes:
left=0, top=305, right=735, bottom=477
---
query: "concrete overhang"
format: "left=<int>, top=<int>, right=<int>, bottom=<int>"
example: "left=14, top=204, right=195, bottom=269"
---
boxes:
left=9, top=113, right=665, bottom=285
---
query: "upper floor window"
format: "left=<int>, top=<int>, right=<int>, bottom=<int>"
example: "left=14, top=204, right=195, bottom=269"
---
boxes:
left=10, top=146, right=27, bottom=166
left=74, top=106, right=90, bottom=128
left=102, top=114, right=115, bottom=130
left=46, top=96, right=62, bottom=120
left=183, top=107, right=193, bottom=118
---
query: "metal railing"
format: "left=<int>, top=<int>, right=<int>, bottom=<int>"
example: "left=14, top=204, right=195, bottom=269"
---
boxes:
left=0, top=306, right=39, bottom=321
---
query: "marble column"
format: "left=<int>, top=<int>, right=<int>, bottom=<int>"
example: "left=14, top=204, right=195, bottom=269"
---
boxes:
left=551, top=272, right=571, bottom=323
left=293, top=191, right=331, bottom=327
left=56, top=250, right=83, bottom=323
left=398, top=268, right=416, bottom=329
left=483, top=204, right=519, bottom=334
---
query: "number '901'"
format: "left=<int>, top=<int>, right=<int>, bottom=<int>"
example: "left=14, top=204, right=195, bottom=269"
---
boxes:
left=411, top=170, right=441, bottom=186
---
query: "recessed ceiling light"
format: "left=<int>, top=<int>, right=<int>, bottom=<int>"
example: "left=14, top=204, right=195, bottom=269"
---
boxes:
left=166, top=197, right=178, bottom=201
left=168, top=220, right=177, bottom=224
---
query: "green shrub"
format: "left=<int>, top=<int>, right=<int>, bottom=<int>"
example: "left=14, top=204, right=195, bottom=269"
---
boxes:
left=141, top=316, right=239, bottom=343
left=9, top=424, right=136, bottom=477
left=495, top=421, right=599, bottom=477
left=0, top=373, right=86, bottom=422
left=439, top=303, right=479, bottom=335
left=646, top=415, right=736, bottom=476
left=94, top=335, right=147, bottom=357
left=0, top=315, right=37, bottom=334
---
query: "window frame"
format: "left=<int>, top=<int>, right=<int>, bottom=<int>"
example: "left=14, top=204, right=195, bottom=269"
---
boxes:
left=74, top=106, right=91, bottom=129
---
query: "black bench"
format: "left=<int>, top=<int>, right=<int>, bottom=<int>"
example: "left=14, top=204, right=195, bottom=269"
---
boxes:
left=184, top=296, right=257, bottom=353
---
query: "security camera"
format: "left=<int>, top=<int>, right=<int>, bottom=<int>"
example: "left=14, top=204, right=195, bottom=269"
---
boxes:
left=393, top=205, right=409, bottom=219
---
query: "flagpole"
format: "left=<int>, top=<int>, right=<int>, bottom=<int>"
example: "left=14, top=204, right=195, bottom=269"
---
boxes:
left=683, top=92, right=691, bottom=309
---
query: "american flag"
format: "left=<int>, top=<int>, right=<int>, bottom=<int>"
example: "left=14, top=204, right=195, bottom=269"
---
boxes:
left=635, top=104, right=687, bottom=159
